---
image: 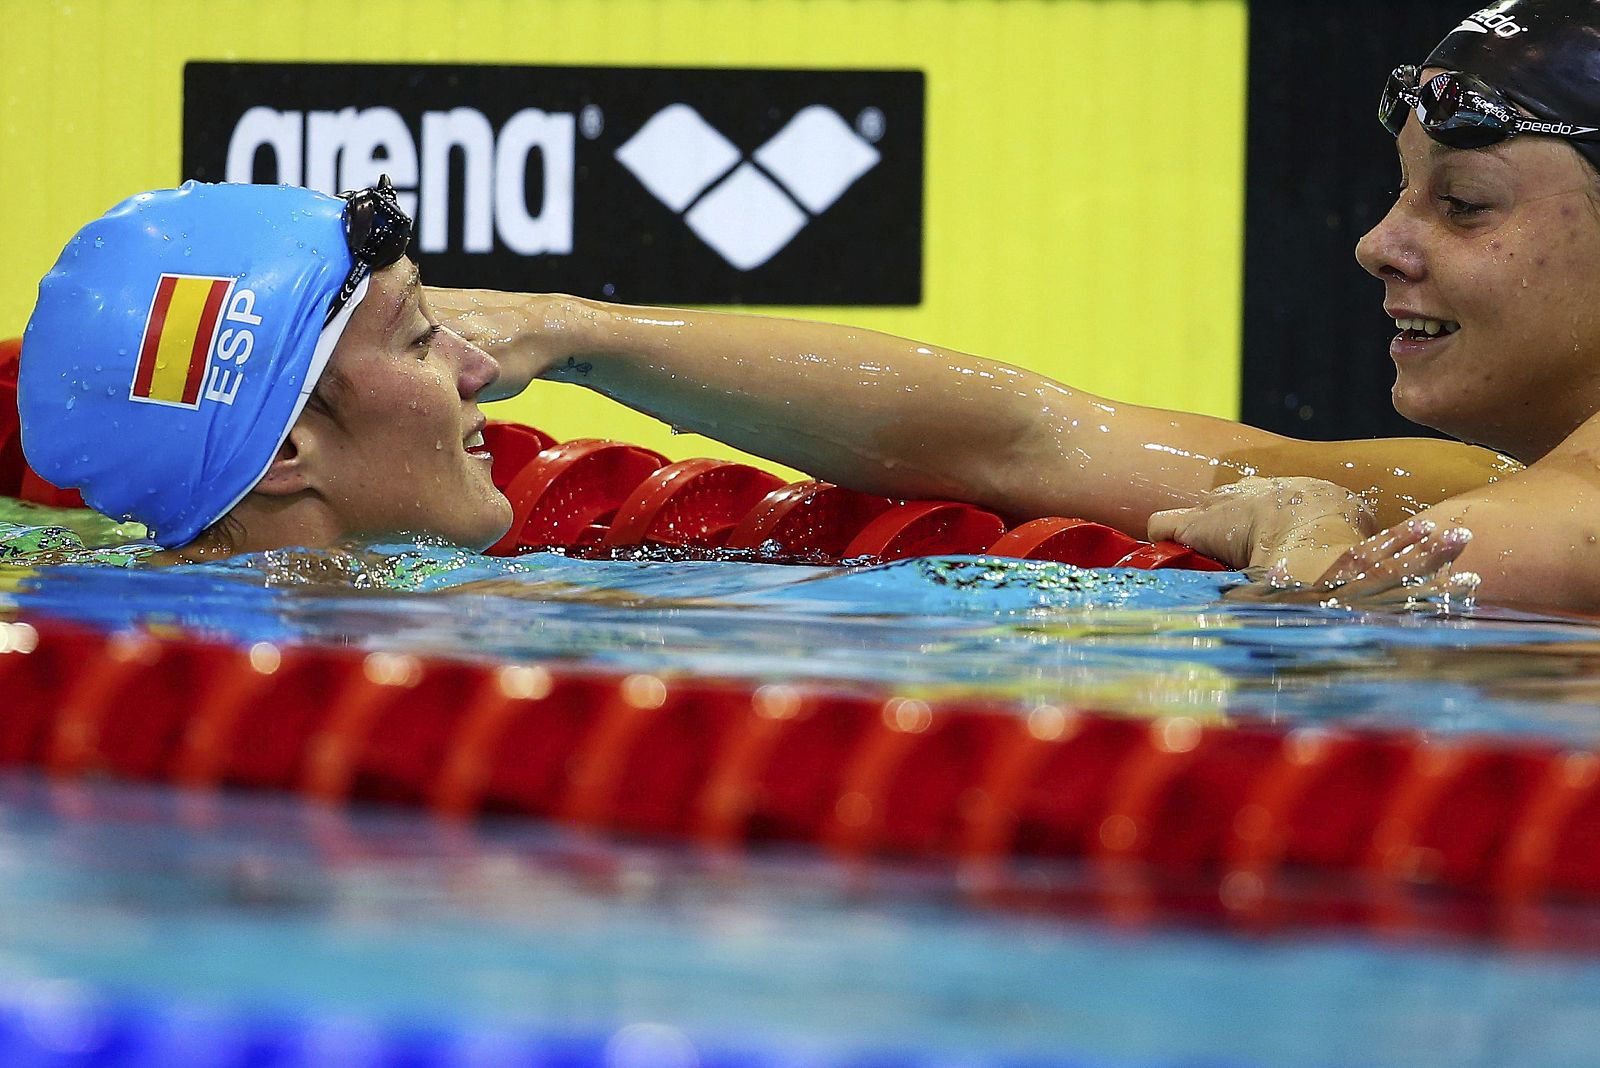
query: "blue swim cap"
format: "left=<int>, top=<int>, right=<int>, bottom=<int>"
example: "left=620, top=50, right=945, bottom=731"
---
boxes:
left=19, top=181, right=370, bottom=547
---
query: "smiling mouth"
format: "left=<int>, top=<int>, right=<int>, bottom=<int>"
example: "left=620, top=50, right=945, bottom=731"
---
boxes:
left=1393, top=316, right=1461, bottom=340
left=464, top=429, right=492, bottom=458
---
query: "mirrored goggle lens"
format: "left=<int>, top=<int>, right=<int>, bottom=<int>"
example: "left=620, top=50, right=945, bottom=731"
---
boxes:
left=1416, top=73, right=1515, bottom=149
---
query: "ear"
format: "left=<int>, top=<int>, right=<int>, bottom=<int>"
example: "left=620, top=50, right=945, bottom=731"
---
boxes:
left=250, top=422, right=321, bottom=497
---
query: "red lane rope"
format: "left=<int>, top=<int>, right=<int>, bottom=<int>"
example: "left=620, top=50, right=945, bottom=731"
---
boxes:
left=1, top=617, right=1596, bottom=917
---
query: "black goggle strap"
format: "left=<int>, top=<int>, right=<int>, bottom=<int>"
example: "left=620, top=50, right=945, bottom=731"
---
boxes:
left=323, top=259, right=373, bottom=329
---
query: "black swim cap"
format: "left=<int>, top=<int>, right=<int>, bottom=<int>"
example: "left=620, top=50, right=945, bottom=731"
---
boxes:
left=1425, top=1, right=1600, bottom=170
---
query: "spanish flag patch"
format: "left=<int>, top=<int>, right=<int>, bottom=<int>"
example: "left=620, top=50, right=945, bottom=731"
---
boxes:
left=130, top=274, right=234, bottom=408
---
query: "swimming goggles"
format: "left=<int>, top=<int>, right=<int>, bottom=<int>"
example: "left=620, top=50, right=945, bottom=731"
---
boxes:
left=1380, top=65, right=1600, bottom=149
left=324, top=173, right=414, bottom=326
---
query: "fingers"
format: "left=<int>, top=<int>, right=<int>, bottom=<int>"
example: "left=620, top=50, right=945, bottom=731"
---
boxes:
left=1147, top=505, right=1255, bottom=569
left=1225, top=518, right=1475, bottom=607
left=1316, top=519, right=1470, bottom=593
left=1259, top=520, right=1471, bottom=606
left=1146, top=507, right=1188, bottom=544
left=1315, top=520, right=1434, bottom=586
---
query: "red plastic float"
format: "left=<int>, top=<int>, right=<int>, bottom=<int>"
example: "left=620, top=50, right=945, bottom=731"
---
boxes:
left=0, top=337, right=18, bottom=386
left=841, top=500, right=1007, bottom=560
left=481, top=421, right=557, bottom=493
left=490, top=438, right=669, bottom=554
left=604, top=458, right=787, bottom=550
left=0, top=339, right=25, bottom=499
left=725, top=481, right=896, bottom=558
left=1116, top=540, right=1232, bottom=572
left=3, top=617, right=1594, bottom=934
left=990, top=517, right=1141, bottom=566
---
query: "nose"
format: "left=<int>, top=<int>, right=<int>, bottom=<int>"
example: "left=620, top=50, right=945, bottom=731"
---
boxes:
left=1355, top=192, right=1425, bottom=283
left=445, top=329, right=500, bottom=399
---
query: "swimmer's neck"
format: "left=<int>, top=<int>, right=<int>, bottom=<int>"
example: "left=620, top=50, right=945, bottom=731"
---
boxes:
left=156, top=493, right=350, bottom=563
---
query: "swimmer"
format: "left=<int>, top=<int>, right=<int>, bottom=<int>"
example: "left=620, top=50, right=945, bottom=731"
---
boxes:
left=425, top=0, right=1600, bottom=611
left=19, top=178, right=512, bottom=560
left=16, top=0, right=1589, bottom=611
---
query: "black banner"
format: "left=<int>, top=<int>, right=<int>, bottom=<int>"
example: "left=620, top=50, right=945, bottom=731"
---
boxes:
left=184, top=62, right=924, bottom=305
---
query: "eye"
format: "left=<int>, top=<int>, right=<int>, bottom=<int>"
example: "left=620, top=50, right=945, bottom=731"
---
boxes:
left=1439, top=194, right=1486, bottom=219
left=414, top=323, right=441, bottom=354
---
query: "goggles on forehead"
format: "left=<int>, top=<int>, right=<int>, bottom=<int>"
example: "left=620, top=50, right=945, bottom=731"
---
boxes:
left=1380, top=64, right=1600, bottom=150
left=324, top=173, right=414, bottom=326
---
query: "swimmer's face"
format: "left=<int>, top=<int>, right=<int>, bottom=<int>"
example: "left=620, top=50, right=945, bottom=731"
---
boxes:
left=1355, top=76, right=1600, bottom=460
left=302, top=260, right=512, bottom=548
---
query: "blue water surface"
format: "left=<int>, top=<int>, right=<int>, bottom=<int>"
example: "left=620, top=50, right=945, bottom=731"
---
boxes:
left=7, top=516, right=1600, bottom=1065
left=6, top=532, right=1600, bottom=744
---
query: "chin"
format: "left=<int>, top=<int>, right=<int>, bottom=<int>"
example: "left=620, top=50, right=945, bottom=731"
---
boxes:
left=1392, top=380, right=1461, bottom=437
left=464, top=494, right=514, bottom=552
left=1393, top=385, right=1509, bottom=452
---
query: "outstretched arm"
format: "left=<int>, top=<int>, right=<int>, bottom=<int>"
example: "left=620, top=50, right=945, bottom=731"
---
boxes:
left=428, top=290, right=1518, bottom=534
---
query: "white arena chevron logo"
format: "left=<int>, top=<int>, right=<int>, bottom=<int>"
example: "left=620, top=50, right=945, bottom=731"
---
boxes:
left=615, top=104, right=881, bottom=270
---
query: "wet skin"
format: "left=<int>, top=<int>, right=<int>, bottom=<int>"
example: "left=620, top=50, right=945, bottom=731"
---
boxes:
left=189, top=260, right=511, bottom=557
left=1149, top=104, right=1600, bottom=608
left=1357, top=93, right=1600, bottom=461
left=431, top=94, right=1600, bottom=605
left=430, top=291, right=1514, bottom=539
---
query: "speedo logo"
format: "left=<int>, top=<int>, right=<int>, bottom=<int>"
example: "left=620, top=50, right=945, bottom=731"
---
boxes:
left=1454, top=10, right=1526, bottom=37
left=1521, top=119, right=1600, bottom=136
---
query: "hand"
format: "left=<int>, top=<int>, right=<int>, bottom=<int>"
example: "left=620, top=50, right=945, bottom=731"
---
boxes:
left=426, top=289, right=590, bottom=401
left=1226, top=518, right=1477, bottom=607
left=1148, top=475, right=1375, bottom=577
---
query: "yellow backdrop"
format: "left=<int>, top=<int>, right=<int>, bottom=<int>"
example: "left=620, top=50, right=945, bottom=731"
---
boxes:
left=0, top=0, right=1247, bottom=477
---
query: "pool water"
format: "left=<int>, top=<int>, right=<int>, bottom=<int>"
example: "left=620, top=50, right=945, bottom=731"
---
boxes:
left=4, top=500, right=1600, bottom=1066
left=1, top=774, right=1599, bottom=1068
left=6, top=501, right=1600, bottom=743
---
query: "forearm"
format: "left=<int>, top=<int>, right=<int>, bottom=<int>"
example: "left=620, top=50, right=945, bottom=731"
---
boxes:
left=431, top=289, right=1093, bottom=509
left=429, top=288, right=1514, bottom=532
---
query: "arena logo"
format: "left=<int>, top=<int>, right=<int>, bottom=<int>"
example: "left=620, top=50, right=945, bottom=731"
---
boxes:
left=184, top=63, right=924, bottom=305
left=224, top=105, right=577, bottom=256
left=614, top=104, right=880, bottom=270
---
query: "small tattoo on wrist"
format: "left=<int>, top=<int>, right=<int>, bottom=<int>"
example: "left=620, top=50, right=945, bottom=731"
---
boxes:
left=563, top=356, right=593, bottom=377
